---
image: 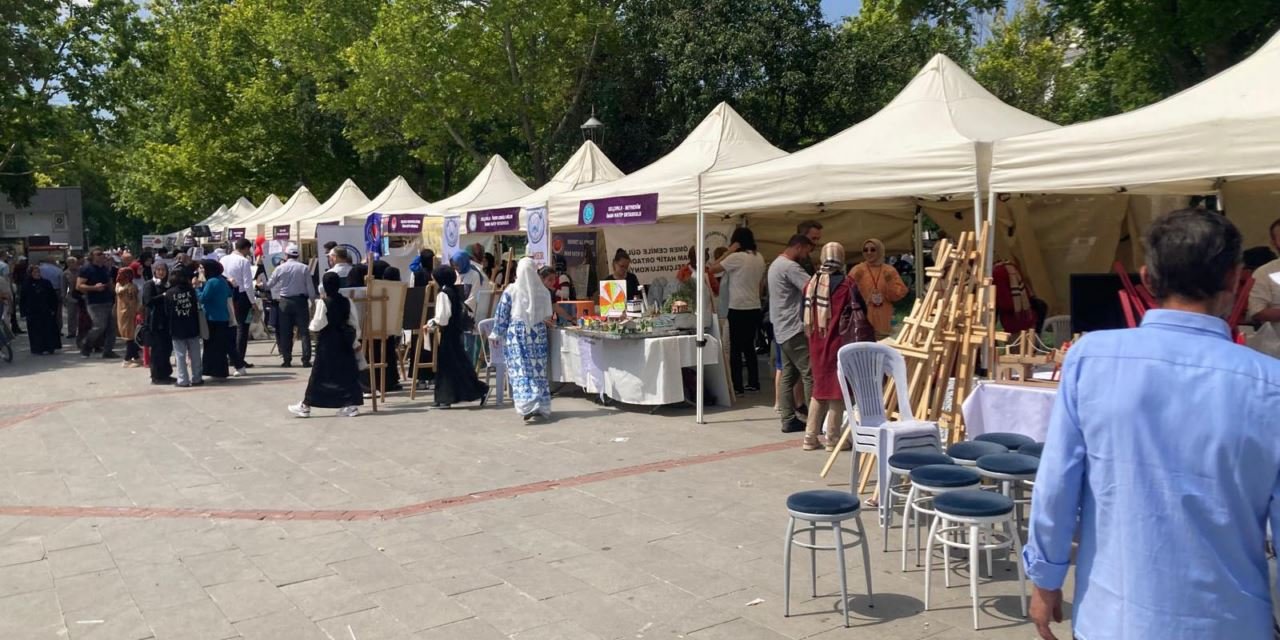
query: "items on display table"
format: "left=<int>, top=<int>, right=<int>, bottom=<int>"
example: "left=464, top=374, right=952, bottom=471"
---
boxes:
left=568, top=314, right=689, bottom=340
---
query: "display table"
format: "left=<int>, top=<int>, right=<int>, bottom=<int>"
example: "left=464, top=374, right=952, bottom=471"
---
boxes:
left=550, top=329, right=732, bottom=407
left=961, top=380, right=1058, bottom=442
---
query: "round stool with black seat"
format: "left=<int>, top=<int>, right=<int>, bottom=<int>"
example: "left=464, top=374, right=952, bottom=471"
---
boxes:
left=974, top=431, right=1037, bottom=451
left=946, top=440, right=1008, bottom=467
left=900, top=464, right=982, bottom=570
left=1018, top=442, right=1044, bottom=458
left=882, top=450, right=954, bottom=552
left=923, top=489, right=1028, bottom=630
left=975, top=452, right=1040, bottom=533
left=783, top=490, right=874, bottom=627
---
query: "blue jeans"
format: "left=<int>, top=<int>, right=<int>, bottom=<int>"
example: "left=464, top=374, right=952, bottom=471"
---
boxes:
left=173, top=337, right=203, bottom=385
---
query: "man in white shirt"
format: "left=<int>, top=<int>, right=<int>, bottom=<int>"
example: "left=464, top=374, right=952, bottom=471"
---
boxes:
left=327, top=246, right=354, bottom=281
left=1247, top=218, right=1280, bottom=357
left=266, top=244, right=316, bottom=367
left=221, top=238, right=255, bottom=369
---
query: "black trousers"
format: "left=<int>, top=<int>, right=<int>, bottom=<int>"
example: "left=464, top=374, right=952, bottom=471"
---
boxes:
left=232, top=291, right=251, bottom=367
left=727, top=308, right=763, bottom=392
left=150, top=335, right=173, bottom=381
left=276, top=296, right=311, bottom=365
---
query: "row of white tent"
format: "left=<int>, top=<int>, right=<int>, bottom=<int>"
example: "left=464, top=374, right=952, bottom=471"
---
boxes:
left=174, top=30, right=1280, bottom=311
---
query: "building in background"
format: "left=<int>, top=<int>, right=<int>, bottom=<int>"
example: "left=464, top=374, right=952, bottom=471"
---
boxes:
left=0, top=188, right=85, bottom=254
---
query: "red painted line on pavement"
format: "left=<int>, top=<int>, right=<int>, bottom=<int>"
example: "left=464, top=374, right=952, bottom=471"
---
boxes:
left=0, top=438, right=800, bottom=522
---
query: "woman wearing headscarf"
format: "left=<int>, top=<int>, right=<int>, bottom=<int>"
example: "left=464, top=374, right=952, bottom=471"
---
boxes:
left=490, top=258, right=553, bottom=423
left=289, top=272, right=363, bottom=418
left=142, top=262, right=174, bottom=384
left=429, top=266, right=489, bottom=408
left=115, top=267, right=142, bottom=367
left=802, top=242, right=875, bottom=451
left=452, top=250, right=483, bottom=314
left=849, top=238, right=908, bottom=338
left=20, top=263, right=61, bottom=355
left=196, top=259, right=237, bottom=380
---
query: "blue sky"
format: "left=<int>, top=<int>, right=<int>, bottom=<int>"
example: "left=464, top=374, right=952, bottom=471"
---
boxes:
left=822, top=0, right=859, bottom=22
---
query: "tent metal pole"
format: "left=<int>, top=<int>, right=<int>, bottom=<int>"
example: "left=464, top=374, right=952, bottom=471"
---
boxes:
left=973, top=190, right=983, bottom=238
left=913, top=206, right=924, bottom=299
left=695, top=176, right=706, bottom=425
left=987, top=189, right=997, bottom=272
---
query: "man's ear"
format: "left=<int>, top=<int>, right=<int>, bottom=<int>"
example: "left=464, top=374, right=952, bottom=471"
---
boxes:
left=1138, top=265, right=1154, bottom=293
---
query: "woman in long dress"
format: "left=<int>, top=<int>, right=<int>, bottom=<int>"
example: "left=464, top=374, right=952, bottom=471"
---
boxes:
left=142, top=262, right=174, bottom=384
left=20, top=265, right=61, bottom=355
left=802, top=242, right=875, bottom=451
left=489, top=258, right=553, bottom=423
left=115, top=267, right=142, bottom=367
left=289, top=272, right=362, bottom=418
left=196, top=259, right=235, bottom=380
left=429, top=266, right=488, bottom=408
left=849, top=237, right=908, bottom=338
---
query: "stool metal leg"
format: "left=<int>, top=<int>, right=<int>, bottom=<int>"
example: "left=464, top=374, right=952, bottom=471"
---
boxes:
left=900, top=484, right=917, bottom=571
left=809, top=525, right=817, bottom=597
left=969, top=524, right=981, bottom=630
left=783, top=516, right=795, bottom=617
left=832, top=521, right=850, bottom=628
left=943, top=524, right=952, bottom=588
left=923, top=515, right=941, bottom=610
left=1005, top=518, right=1029, bottom=617
left=854, top=513, right=875, bottom=608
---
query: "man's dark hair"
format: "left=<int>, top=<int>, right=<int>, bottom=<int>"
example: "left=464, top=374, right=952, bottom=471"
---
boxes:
left=332, top=247, right=349, bottom=262
left=234, top=238, right=251, bottom=251
left=796, top=220, right=823, bottom=235
left=729, top=227, right=757, bottom=251
left=786, top=234, right=814, bottom=249
left=1144, top=208, right=1242, bottom=301
left=323, top=241, right=338, bottom=251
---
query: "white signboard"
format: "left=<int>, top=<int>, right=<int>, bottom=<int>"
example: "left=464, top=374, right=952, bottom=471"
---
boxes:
left=524, top=206, right=549, bottom=267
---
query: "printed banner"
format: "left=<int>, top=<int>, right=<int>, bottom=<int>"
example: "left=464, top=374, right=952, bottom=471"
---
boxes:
left=315, top=224, right=366, bottom=270
left=525, top=206, right=550, bottom=267
left=209, top=230, right=224, bottom=243
left=466, top=207, right=520, bottom=234
left=601, top=221, right=733, bottom=305
left=265, top=240, right=288, bottom=275
left=442, top=216, right=461, bottom=258
left=578, top=193, right=658, bottom=226
left=141, top=235, right=166, bottom=249
left=228, top=228, right=246, bottom=241
left=386, top=214, right=423, bottom=235
left=364, top=213, right=383, bottom=261
left=272, top=225, right=291, bottom=241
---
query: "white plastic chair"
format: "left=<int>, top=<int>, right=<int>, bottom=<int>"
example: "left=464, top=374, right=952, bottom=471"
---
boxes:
left=835, top=342, right=944, bottom=550
left=477, top=318, right=506, bottom=406
left=1041, top=315, right=1072, bottom=347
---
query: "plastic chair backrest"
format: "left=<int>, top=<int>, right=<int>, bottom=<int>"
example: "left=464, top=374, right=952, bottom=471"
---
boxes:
left=476, top=317, right=500, bottom=367
left=836, top=342, right=913, bottom=429
left=1042, top=315, right=1071, bottom=345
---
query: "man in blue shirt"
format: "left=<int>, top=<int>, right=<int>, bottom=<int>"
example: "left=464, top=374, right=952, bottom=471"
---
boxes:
left=1026, top=208, right=1280, bottom=639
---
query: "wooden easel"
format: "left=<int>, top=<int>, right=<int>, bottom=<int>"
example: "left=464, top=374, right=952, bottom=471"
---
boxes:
left=821, top=223, right=1004, bottom=492
left=361, top=271, right=391, bottom=412
left=995, top=330, right=1061, bottom=386
left=408, top=282, right=439, bottom=401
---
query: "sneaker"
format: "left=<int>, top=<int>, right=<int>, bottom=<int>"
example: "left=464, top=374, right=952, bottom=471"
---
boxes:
left=243, top=363, right=256, bottom=369
left=301, top=361, right=312, bottom=368
left=80, top=349, right=91, bottom=358
left=362, top=390, right=381, bottom=400
left=744, top=385, right=760, bottom=393
left=780, top=417, right=806, bottom=434
left=191, top=380, right=205, bottom=387
left=288, top=403, right=311, bottom=418
left=281, top=361, right=292, bottom=368
left=232, top=368, right=247, bottom=378
left=176, top=382, right=191, bottom=388
left=337, top=406, right=359, bottom=418
left=101, top=351, right=119, bottom=359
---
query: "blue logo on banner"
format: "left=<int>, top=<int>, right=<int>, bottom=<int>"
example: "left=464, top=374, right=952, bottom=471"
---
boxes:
left=581, top=202, right=595, bottom=225
left=527, top=209, right=546, bottom=244
left=444, top=217, right=459, bottom=245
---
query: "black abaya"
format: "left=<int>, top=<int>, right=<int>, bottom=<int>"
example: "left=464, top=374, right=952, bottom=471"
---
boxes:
left=434, top=287, right=488, bottom=405
left=202, top=321, right=232, bottom=378
left=142, top=280, right=173, bottom=381
left=20, top=279, right=61, bottom=354
left=304, top=296, right=363, bottom=408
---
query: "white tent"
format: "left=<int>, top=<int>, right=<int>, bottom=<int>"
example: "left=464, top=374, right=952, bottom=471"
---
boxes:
left=205, top=197, right=256, bottom=229
left=243, top=187, right=322, bottom=237
left=295, top=179, right=371, bottom=240
left=484, top=141, right=625, bottom=228
left=341, top=176, right=432, bottom=226
left=701, top=55, right=1057, bottom=215
left=547, top=102, right=786, bottom=227
left=991, top=31, right=1280, bottom=196
left=225, top=194, right=282, bottom=234
left=383, top=155, right=532, bottom=218
left=195, top=205, right=229, bottom=228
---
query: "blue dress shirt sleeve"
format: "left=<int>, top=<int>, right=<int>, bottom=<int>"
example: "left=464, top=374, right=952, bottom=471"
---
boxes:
left=1023, top=346, right=1088, bottom=590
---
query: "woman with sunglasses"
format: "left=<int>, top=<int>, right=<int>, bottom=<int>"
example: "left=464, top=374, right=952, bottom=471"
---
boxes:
left=850, top=238, right=908, bottom=338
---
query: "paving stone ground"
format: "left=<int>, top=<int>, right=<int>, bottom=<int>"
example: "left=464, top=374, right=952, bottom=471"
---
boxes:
left=0, top=337, right=1072, bottom=639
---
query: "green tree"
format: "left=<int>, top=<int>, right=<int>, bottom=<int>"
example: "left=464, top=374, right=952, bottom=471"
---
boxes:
left=973, top=1, right=1087, bottom=123
left=0, top=0, right=145, bottom=206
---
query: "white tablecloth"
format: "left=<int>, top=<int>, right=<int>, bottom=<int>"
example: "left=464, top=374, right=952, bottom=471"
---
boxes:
left=551, top=330, right=731, bottom=407
left=961, top=380, right=1058, bottom=442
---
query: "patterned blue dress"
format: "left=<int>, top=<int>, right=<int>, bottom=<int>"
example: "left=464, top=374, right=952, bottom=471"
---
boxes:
left=491, top=290, right=551, bottom=417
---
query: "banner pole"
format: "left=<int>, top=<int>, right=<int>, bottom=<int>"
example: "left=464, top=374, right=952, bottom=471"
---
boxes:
left=695, top=175, right=706, bottom=425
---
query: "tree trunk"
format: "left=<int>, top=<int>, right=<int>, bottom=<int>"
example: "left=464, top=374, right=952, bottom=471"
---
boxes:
left=502, top=21, right=547, bottom=184
left=443, top=122, right=486, bottom=168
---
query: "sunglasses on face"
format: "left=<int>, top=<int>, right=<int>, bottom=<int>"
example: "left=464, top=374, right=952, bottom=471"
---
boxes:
left=862, top=247, right=878, bottom=254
